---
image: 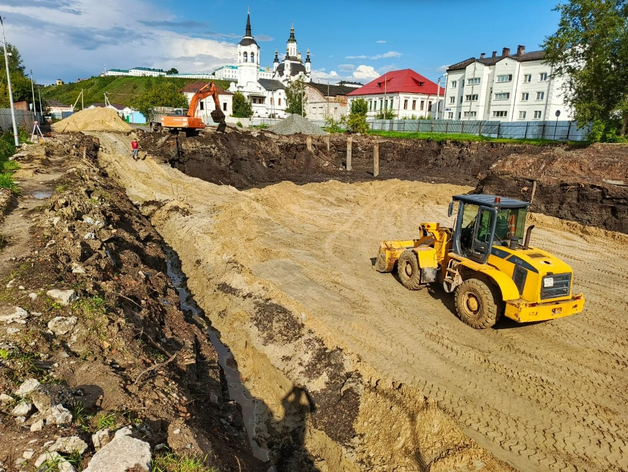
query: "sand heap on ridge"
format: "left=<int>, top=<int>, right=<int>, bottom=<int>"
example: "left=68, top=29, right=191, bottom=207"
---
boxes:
left=269, top=113, right=327, bottom=135
left=52, top=107, right=133, bottom=133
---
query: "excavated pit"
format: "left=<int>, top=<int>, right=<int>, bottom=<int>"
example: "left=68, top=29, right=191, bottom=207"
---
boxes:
left=87, top=127, right=628, bottom=472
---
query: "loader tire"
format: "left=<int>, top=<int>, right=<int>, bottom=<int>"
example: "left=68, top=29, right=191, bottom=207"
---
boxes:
left=397, top=250, right=423, bottom=290
left=455, top=278, right=501, bottom=329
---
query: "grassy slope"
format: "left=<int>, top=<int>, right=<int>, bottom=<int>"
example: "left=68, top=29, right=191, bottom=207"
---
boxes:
left=41, top=76, right=232, bottom=108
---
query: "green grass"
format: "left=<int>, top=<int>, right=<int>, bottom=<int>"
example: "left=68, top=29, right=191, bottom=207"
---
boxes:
left=42, top=76, right=232, bottom=109
left=94, top=411, right=118, bottom=430
left=152, top=452, right=215, bottom=472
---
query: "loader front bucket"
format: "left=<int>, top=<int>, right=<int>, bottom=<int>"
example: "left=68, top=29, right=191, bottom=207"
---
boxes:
left=374, top=239, right=421, bottom=272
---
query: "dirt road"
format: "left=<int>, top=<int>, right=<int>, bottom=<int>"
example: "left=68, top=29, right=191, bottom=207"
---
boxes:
left=95, top=131, right=628, bottom=471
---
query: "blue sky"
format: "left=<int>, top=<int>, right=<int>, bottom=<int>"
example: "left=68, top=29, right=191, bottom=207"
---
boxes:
left=1, top=0, right=562, bottom=86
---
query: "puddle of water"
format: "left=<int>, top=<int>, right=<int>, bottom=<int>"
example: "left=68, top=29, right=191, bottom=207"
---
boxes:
left=32, top=190, right=53, bottom=200
left=164, top=246, right=270, bottom=463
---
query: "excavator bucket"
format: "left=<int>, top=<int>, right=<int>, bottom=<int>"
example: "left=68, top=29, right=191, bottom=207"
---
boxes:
left=374, top=239, right=421, bottom=272
left=210, top=109, right=227, bottom=132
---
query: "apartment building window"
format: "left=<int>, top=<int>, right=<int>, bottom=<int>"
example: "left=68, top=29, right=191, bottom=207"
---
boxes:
left=428, top=102, right=433, bottom=112
left=465, top=94, right=479, bottom=101
left=539, top=72, right=548, bottom=81
left=519, top=111, right=527, bottom=120
left=536, top=91, right=545, bottom=100
left=278, top=98, right=281, bottom=106
left=380, top=99, right=383, bottom=110
left=448, top=112, right=454, bottom=119
left=534, top=110, right=542, bottom=119
left=497, top=74, right=513, bottom=82
left=420, top=101, right=425, bottom=110
left=493, top=110, right=508, bottom=117
left=404, top=99, right=408, bottom=110
left=467, top=77, right=480, bottom=85
left=463, top=111, right=477, bottom=118
left=451, top=80, right=457, bottom=88
left=449, top=96, right=455, bottom=104
left=521, top=92, right=529, bottom=101
left=524, top=74, right=532, bottom=83
left=495, top=92, right=510, bottom=100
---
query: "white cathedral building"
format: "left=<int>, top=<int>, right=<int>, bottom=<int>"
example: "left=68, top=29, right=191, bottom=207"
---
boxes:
left=214, top=13, right=312, bottom=118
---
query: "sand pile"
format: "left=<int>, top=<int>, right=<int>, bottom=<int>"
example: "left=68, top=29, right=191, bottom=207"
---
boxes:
left=269, top=113, right=327, bottom=135
left=52, top=107, right=133, bottom=133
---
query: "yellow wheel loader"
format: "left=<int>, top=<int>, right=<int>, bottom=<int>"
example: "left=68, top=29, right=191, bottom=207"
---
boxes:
left=375, top=194, right=585, bottom=328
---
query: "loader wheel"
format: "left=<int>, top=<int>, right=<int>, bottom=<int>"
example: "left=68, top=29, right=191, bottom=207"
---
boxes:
left=397, top=250, right=423, bottom=290
left=454, top=278, right=501, bottom=329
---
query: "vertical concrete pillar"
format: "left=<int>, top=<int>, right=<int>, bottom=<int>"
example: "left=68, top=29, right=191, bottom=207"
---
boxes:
left=373, top=141, right=379, bottom=177
left=346, top=136, right=352, bottom=171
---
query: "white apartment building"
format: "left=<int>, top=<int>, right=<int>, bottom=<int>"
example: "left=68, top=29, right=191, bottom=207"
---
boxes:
left=444, top=46, right=572, bottom=122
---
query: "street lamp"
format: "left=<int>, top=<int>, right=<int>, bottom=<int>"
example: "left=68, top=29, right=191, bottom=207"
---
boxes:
left=0, top=17, right=19, bottom=147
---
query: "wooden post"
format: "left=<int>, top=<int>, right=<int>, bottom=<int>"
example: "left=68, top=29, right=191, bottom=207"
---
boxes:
left=82, top=146, right=86, bottom=159
left=306, top=136, right=312, bottom=152
left=346, top=136, right=352, bottom=171
left=373, top=141, right=380, bottom=177
left=530, top=180, right=537, bottom=204
left=326, top=135, right=330, bottom=153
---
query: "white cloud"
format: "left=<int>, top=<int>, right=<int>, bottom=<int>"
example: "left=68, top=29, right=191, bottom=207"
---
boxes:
left=353, top=65, right=379, bottom=80
left=0, top=0, right=238, bottom=83
left=345, top=51, right=401, bottom=60
left=376, top=40, right=386, bottom=44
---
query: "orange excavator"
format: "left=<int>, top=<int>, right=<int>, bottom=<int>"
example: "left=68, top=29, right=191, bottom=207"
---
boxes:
left=160, top=82, right=226, bottom=134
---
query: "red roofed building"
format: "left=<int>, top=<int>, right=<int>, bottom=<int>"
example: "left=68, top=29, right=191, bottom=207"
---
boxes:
left=347, top=69, right=445, bottom=119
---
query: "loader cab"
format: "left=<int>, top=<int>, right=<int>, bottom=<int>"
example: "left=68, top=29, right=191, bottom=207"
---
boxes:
left=449, top=195, right=529, bottom=264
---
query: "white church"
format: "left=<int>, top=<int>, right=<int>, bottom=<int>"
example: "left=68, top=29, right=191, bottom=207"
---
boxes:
left=213, top=12, right=312, bottom=118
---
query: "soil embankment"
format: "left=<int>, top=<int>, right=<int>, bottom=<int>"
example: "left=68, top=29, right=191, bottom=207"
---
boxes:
left=140, top=129, right=628, bottom=234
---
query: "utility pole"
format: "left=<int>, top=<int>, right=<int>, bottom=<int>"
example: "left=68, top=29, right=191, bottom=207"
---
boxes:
left=1, top=17, right=20, bottom=147
left=30, top=69, right=37, bottom=116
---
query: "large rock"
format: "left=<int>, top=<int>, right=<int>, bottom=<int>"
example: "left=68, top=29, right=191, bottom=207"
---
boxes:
left=44, top=404, right=73, bottom=426
left=46, top=289, right=78, bottom=306
left=83, top=430, right=151, bottom=472
left=0, top=307, right=29, bottom=324
left=14, top=378, right=40, bottom=397
left=49, top=436, right=88, bottom=454
left=47, top=316, right=77, bottom=335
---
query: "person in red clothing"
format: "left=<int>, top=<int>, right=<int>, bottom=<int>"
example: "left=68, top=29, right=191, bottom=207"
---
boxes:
left=131, top=138, right=139, bottom=160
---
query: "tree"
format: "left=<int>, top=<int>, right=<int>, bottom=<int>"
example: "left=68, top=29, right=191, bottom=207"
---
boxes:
left=232, top=92, right=253, bottom=118
left=347, top=98, right=369, bottom=134
left=285, top=77, right=307, bottom=116
left=542, top=0, right=628, bottom=141
left=0, top=43, right=32, bottom=107
left=130, top=79, right=188, bottom=119
left=166, top=68, right=179, bottom=75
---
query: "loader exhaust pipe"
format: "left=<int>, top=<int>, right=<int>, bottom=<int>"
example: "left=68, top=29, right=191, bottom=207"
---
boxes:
left=523, top=225, right=535, bottom=250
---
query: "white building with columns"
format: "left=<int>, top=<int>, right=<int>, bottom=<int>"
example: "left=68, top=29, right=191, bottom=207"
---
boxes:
left=444, top=46, right=572, bottom=122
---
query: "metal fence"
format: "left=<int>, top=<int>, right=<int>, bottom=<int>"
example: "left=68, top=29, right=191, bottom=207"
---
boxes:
left=252, top=116, right=589, bottom=141
left=0, top=109, right=38, bottom=135
left=369, top=119, right=589, bottom=141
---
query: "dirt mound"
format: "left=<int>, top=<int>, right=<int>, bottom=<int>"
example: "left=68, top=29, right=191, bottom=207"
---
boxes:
left=52, top=107, right=133, bottom=133
left=269, top=114, right=327, bottom=135
left=476, top=144, right=628, bottom=233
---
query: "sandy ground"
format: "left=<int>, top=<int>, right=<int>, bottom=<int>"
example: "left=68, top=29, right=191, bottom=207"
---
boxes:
left=94, top=131, right=628, bottom=472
